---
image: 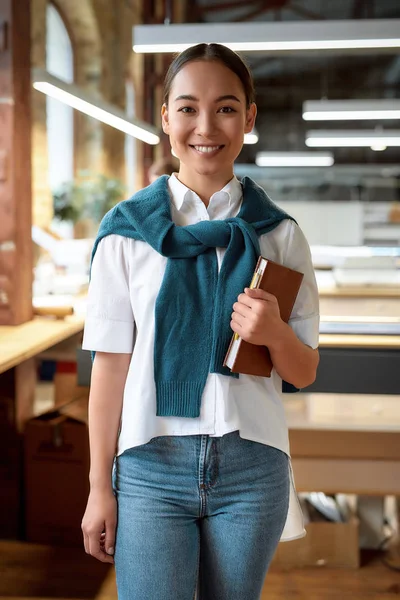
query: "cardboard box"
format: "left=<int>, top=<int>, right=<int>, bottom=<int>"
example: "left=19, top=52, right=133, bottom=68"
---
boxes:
left=53, top=362, right=89, bottom=407
left=24, top=396, right=90, bottom=546
left=271, top=517, right=360, bottom=569
left=54, top=362, right=77, bottom=406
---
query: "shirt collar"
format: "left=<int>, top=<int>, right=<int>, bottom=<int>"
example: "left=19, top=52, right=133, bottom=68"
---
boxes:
left=168, top=173, right=242, bottom=212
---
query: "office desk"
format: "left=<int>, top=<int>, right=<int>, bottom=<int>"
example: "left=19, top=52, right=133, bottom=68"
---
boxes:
left=0, top=316, right=84, bottom=430
left=319, top=286, right=400, bottom=298
left=2, top=311, right=400, bottom=425
left=285, top=393, right=400, bottom=495
left=0, top=315, right=85, bottom=538
left=309, top=334, right=400, bottom=395
left=0, top=316, right=85, bottom=374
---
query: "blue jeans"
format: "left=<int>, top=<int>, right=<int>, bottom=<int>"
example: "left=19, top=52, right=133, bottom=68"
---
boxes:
left=113, top=431, right=289, bottom=600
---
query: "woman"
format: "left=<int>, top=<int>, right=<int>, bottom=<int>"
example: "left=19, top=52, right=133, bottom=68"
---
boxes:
left=81, top=43, right=320, bottom=600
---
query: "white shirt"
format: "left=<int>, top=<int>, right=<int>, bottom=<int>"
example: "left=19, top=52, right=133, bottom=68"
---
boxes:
left=82, top=174, right=320, bottom=541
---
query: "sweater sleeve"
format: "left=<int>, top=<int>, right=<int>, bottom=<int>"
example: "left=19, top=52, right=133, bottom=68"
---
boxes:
left=82, top=235, right=135, bottom=353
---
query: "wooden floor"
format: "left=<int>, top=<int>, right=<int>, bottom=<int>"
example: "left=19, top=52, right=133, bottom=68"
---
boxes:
left=1, top=541, right=400, bottom=600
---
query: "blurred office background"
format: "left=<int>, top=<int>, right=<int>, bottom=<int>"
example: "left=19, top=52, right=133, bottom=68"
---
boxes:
left=1, top=1, right=400, bottom=598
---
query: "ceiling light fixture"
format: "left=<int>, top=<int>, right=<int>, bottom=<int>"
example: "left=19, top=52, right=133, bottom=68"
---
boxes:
left=133, top=20, right=400, bottom=54
left=370, top=144, right=387, bottom=151
left=255, top=152, right=334, bottom=167
left=303, top=100, right=400, bottom=121
left=32, top=68, right=160, bottom=145
left=244, top=128, right=259, bottom=145
left=306, top=130, right=400, bottom=147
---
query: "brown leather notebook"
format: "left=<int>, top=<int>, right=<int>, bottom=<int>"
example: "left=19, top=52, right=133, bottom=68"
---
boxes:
left=223, top=256, right=304, bottom=377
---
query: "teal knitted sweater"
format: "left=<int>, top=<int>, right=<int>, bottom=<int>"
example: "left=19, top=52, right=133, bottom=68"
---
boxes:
left=91, top=175, right=295, bottom=418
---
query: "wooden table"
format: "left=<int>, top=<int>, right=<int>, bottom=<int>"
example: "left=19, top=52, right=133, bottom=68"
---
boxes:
left=285, top=393, right=400, bottom=495
left=2, top=310, right=400, bottom=426
left=318, top=286, right=400, bottom=298
left=0, top=315, right=85, bottom=538
left=0, top=315, right=84, bottom=429
left=0, top=315, right=85, bottom=374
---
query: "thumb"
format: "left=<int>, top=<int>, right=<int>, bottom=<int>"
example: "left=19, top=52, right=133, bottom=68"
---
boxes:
left=105, top=521, right=116, bottom=555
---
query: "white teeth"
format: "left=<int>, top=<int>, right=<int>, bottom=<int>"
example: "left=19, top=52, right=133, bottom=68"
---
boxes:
left=193, top=146, right=221, bottom=153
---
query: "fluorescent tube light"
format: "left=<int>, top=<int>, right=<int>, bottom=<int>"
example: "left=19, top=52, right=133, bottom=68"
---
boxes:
left=133, top=20, right=400, bottom=54
left=255, top=152, right=334, bottom=167
left=244, top=128, right=259, bottom=145
left=303, top=100, right=400, bottom=121
left=32, top=68, right=160, bottom=145
left=235, top=163, right=400, bottom=177
left=234, top=163, right=400, bottom=183
left=306, top=130, right=400, bottom=147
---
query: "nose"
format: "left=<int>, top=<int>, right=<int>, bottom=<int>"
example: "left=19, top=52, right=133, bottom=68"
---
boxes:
left=195, top=111, right=217, bottom=138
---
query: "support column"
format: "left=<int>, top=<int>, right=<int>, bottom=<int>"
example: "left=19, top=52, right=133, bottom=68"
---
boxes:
left=0, top=0, right=32, bottom=325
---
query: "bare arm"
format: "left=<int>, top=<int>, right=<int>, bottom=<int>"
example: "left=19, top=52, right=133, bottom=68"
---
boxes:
left=82, top=351, right=131, bottom=563
left=267, top=321, right=319, bottom=388
left=88, top=352, right=131, bottom=489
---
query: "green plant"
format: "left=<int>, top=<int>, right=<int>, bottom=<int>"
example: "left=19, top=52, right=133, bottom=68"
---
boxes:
left=52, top=173, right=126, bottom=224
left=53, top=181, right=84, bottom=223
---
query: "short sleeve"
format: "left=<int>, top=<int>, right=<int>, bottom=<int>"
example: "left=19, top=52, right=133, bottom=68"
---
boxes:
left=284, top=221, right=320, bottom=349
left=82, top=235, right=135, bottom=353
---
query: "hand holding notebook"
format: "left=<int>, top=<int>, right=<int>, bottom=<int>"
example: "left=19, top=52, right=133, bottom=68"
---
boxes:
left=223, top=256, right=304, bottom=377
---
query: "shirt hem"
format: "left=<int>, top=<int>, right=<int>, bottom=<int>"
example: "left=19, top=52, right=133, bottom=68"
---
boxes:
left=279, top=529, right=307, bottom=543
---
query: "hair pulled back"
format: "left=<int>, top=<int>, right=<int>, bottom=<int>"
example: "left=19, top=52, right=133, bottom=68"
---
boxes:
left=163, top=43, right=255, bottom=108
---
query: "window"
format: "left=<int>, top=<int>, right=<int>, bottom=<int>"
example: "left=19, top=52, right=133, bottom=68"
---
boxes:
left=46, top=4, right=74, bottom=191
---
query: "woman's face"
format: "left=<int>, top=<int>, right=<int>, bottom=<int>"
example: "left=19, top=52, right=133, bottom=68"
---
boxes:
left=161, top=60, right=256, bottom=181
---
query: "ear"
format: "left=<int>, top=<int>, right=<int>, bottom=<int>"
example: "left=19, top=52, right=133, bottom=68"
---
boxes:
left=161, top=103, right=170, bottom=134
left=244, top=103, right=257, bottom=134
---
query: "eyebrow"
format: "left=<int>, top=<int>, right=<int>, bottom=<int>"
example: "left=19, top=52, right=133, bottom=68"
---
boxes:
left=174, top=94, right=242, bottom=103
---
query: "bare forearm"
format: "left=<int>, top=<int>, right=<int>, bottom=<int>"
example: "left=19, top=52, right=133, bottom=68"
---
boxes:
left=268, top=322, right=319, bottom=389
left=88, top=352, right=131, bottom=491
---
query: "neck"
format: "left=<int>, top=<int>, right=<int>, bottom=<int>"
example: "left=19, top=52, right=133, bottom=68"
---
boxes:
left=177, top=167, right=234, bottom=207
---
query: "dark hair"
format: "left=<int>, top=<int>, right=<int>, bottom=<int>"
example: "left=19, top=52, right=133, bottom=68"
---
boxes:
left=163, top=43, right=255, bottom=108
left=149, top=156, right=180, bottom=178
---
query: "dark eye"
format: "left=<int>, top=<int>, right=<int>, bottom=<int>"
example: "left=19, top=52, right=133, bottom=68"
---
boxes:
left=219, top=106, right=235, bottom=113
left=179, top=106, right=195, bottom=113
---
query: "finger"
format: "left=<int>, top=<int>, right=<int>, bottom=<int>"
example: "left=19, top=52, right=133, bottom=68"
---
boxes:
left=88, top=535, right=114, bottom=564
left=245, top=288, right=277, bottom=303
left=232, top=301, right=252, bottom=318
left=237, top=292, right=255, bottom=309
left=231, top=312, right=246, bottom=326
left=88, top=530, right=111, bottom=562
left=230, top=319, right=242, bottom=334
left=105, top=520, right=116, bottom=558
left=92, top=550, right=114, bottom=564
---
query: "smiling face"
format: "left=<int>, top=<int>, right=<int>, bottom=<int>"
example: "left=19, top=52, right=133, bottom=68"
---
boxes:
left=161, top=59, right=256, bottom=187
